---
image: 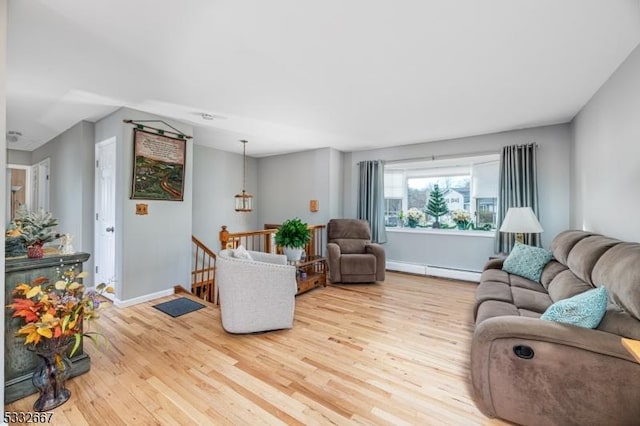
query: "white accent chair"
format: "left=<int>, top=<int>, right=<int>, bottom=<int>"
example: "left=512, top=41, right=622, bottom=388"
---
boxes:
left=216, top=249, right=297, bottom=333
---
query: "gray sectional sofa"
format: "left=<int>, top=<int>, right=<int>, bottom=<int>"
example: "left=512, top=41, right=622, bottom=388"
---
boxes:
left=471, top=230, right=640, bottom=425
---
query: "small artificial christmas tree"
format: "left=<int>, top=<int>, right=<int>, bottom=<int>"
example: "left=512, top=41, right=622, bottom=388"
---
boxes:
left=424, top=184, right=449, bottom=228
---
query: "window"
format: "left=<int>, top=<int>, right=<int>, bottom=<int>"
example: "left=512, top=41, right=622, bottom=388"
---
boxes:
left=384, top=154, right=499, bottom=230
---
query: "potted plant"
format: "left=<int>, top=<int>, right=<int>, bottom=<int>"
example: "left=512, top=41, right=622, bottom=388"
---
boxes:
left=274, top=218, right=311, bottom=261
left=424, top=184, right=449, bottom=229
left=406, top=208, right=423, bottom=228
left=8, top=270, right=114, bottom=411
left=451, top=209, right=471, bottom=230
left=13, top=208, right=59, bottom=259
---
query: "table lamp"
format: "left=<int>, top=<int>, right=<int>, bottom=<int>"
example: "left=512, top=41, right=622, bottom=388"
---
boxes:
left=499, top=207, right=543, bottom=244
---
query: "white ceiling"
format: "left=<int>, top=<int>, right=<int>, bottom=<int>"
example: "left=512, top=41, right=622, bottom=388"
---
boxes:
left=6, top=0, right=640, bottom=156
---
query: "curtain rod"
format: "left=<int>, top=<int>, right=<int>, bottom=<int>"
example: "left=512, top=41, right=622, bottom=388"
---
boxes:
left=123, top=119, right=193, bottom=139
left=377, top=142, right=538, bottom=166
left=380, top=149, right=500, bottom=165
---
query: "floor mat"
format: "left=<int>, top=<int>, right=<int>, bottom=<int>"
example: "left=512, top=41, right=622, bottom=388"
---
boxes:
left=153, top=297, right=206, bottom=317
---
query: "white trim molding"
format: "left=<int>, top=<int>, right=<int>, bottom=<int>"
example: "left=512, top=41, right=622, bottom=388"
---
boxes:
left=113, top=288, right=175, bottom=308
left=387, top=260, right=481, bottom=283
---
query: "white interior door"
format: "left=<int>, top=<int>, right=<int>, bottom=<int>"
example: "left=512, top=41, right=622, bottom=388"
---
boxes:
left=95, top=138, right=117, bottom=297
left=32, top=158, right=50, bottom=211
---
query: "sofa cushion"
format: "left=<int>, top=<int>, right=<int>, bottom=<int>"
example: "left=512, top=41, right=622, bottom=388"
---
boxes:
left=511, top=287, right=553, bottom=313
left=480, top=268, right=510, bottom=285
left=502, top=242, right=552, bottom=282
left=540, top=287, right=608, bottom=329
left=475, top=300, right=520, bottom=324
left=540, top=260, right=568, bottom=290
left=550, top=230, right=594, bottom=265
left=340, top=254, right=376, bottom=275
left=232, top=245, right=253, bottom=260
left=332, top=239, right=367, bottom=254
left=598, top=304, right=640, bottom=340
left=591, top=242, right=640, bottom=321
left=547, top=269, right=594, bottom=302
left=509, top=274, right=547, bottom=293
left=566, top=236, right=619, bottom=285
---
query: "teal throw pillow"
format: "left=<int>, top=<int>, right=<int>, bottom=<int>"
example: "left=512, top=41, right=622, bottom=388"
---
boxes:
left=540, top=287, right=608, bottom=329
left=502, top=242, right=553, bottom=282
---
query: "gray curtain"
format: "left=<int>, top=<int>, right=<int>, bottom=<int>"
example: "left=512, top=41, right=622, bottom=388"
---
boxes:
left=357, top=160, right=387, bottom=244
left=495, top=143, right=540, bottom=253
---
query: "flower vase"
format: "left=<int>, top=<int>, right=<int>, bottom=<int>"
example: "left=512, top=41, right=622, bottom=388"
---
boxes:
left=457, top=222, right=467, bottom=230
left=27, top=243, right=44, bottom=259
left=31, top=340, right=72, bottom=411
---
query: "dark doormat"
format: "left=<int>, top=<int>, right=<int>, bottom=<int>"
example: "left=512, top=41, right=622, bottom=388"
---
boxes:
left=153, top=297, right=206, bottom=318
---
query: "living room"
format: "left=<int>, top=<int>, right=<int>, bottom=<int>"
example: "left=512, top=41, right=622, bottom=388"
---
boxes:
left=2, top=1, right=640, bottom=424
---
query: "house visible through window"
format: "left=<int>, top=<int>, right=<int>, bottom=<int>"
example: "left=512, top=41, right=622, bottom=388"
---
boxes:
left=384, top=154, right=499, bottom=230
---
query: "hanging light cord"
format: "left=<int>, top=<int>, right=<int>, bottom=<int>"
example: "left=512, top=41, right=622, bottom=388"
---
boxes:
left=242, top=140, right=247, bottom=193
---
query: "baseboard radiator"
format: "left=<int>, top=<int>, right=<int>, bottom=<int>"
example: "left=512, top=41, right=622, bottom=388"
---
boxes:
left=386, top=261, right=481, bottom=283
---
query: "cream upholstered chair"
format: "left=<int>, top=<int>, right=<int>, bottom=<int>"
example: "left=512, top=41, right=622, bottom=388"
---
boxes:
left=216, top=249, right=297, bottom=333
left=326, top=219, right=385, bottom=283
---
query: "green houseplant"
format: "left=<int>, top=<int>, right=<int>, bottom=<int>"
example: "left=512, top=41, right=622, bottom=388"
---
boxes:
left=274, top=218, right=311, bottom=261
left=424, top=184, right=449, bottom=229
left=7, top=207, right=59, bottom=258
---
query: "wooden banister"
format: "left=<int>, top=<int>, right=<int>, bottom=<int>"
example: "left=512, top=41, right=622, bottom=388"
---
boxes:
left=192, top=235, right=217, bottom=304
left=219, top=224, right=326, bottom=257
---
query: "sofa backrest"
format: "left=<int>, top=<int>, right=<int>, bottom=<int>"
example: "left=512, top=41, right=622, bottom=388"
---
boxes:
left=546, top=230, right=640, bottom=331
left=327, top=219, right=372, bottom=254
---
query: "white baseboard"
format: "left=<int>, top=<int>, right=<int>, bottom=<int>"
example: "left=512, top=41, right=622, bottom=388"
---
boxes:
left=386, top=261, right=427, bottom=275
left=386, top=261, right=481, bottom=283
left=113, top=288, right=175, bottom=308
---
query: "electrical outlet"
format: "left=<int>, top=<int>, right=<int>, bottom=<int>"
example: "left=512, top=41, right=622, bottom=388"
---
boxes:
left=136, top=204, right=148, bottom=215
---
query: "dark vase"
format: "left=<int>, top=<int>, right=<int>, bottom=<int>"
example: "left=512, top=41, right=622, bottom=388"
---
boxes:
left=31, top=339, right=72, bottom=411
left=457, top=222, right=467, bottom=230
left=432, top=221, right=441, bottom=229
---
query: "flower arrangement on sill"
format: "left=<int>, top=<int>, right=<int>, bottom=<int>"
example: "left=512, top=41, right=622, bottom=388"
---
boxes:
left=451, top=209, right=472, bottom=230
left=8, top=267, right=114, bottom=356
left=406, top=208, right=424, bottom=228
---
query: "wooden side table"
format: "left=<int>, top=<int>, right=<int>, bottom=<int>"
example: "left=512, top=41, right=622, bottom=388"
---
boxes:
left=622, top=338, right=640, bottom=363
left=291, top=255, right=327, bottom=295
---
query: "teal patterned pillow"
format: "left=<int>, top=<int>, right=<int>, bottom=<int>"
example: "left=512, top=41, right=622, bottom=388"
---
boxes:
left=502, top=242, right=553, bottom=282
left=540, top=287, right=608, bottom=328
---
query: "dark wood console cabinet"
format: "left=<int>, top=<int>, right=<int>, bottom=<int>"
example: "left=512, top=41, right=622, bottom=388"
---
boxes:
left=4, top=252, right=91, bottom=403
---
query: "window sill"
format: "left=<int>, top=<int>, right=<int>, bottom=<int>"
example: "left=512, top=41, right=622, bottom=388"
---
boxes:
left=386, top=227, right=496, bottom=238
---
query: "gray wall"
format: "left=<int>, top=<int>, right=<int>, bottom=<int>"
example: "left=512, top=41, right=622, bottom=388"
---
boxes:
left=571, top=43, right=640, bottom=243
left=192, top=144, right=258, bottom=252
left=7, top=149, right=31, bottom=165
left=95, top=108, right=193, bottom=302
left=257, top=147, right=344, bottom=227
left=32, top=121, right=96, bottom=283
left=347, top=124, right=572, bottom=272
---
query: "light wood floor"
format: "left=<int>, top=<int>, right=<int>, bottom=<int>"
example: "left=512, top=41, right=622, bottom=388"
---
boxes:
left=6, top=272, right=508, bottom=425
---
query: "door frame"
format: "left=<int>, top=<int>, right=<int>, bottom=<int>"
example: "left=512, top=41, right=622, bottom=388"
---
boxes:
left=94, top=137, right=117, bottom=298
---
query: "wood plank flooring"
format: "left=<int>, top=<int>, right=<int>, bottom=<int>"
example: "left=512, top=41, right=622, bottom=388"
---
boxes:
left=5, top=272, right=508, bottom=425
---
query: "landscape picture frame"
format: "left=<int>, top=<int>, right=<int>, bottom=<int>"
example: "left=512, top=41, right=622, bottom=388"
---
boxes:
left=130, top=129, right=186, bottom=201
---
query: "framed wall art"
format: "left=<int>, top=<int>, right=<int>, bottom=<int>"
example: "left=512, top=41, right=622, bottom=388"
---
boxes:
left=130, top=129, right=186, bottom=201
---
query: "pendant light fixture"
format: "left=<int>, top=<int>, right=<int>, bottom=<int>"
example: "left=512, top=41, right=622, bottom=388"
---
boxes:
left=234, top=140, right=253, bottom=212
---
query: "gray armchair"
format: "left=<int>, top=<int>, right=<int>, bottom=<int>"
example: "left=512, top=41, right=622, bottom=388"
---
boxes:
left=326, top=219, right=385, bottom=283
left=216, top=249, right=297, bottom=333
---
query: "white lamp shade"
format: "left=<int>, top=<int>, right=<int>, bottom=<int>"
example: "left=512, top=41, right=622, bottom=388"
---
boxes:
left=499, top=207, right=543, bottom=234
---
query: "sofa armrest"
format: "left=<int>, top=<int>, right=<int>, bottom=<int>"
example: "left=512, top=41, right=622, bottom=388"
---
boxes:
left=471, top=316, right=639, bottom=424
left=365, top=243, right=386, bottom=281
left=327, top=243, right=342, bottom=283
left=483, top=258, right=504, bottom=271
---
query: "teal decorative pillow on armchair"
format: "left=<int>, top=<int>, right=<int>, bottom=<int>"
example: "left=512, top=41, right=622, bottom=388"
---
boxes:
left=540, top=287, right=608, bottom=328
left=502, top=242, right=553, bottom=282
